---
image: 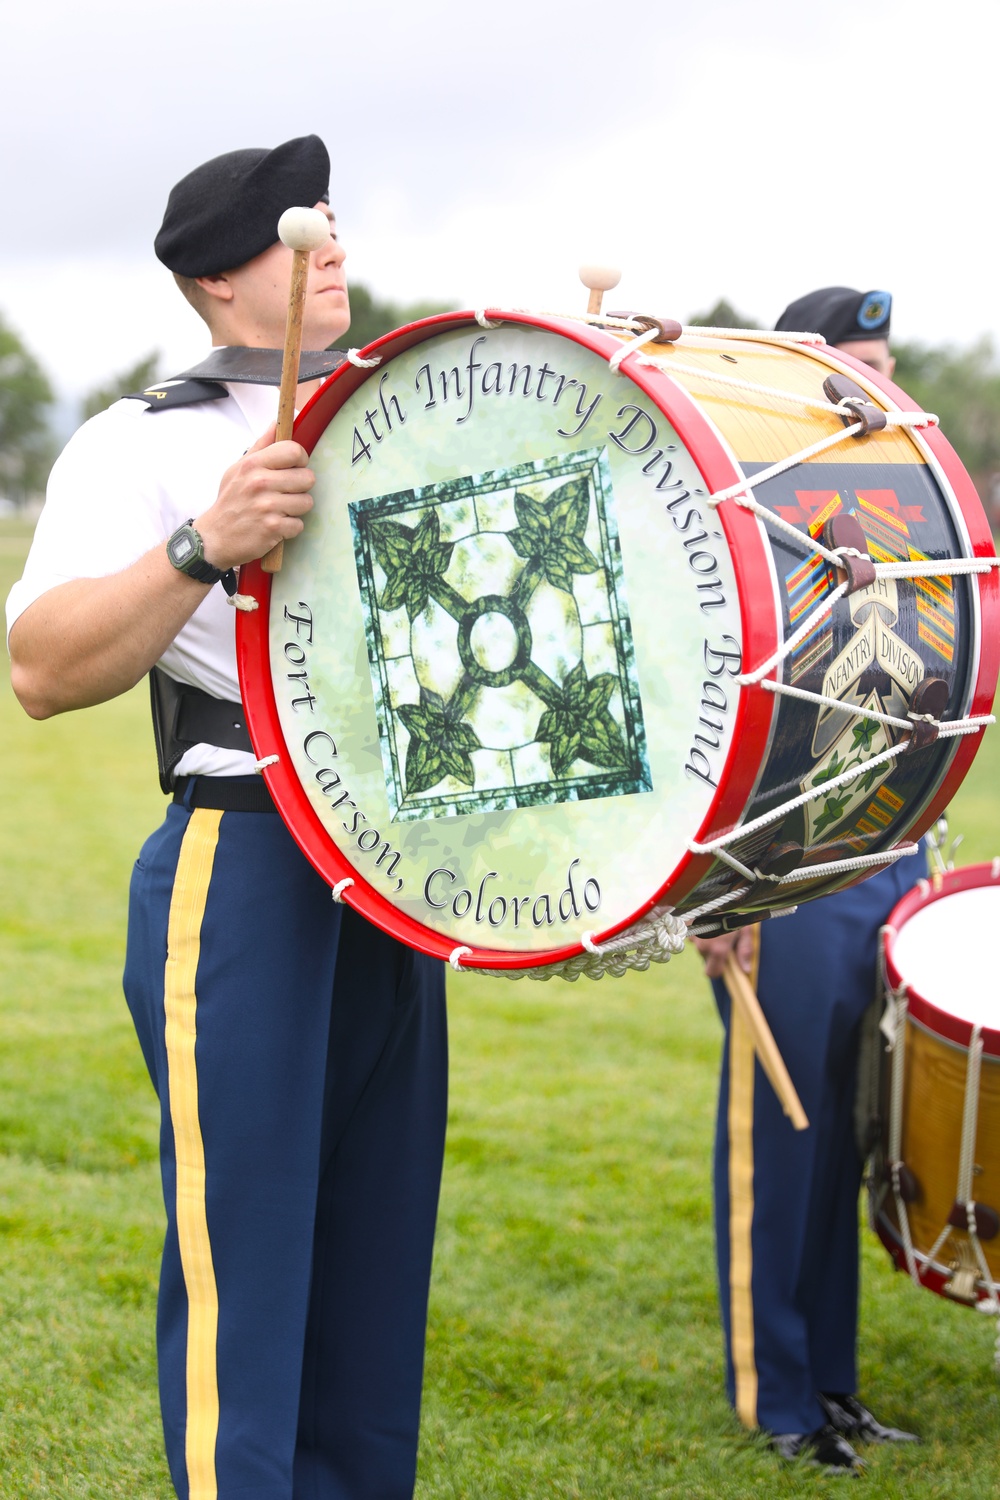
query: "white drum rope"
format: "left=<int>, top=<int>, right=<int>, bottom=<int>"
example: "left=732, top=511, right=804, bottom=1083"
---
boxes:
left=738, top=559, right=999, bottom=687
left=778, top=846, right=918, bottom=881
left=739, top=583, right=848, bottom=684
left=466, top=904, right=688, bottom=982
left=678, top=326, right=826, bottom=346
left=957, top=1028, right=984, bottom=1210
left=569, top=314, right=825, bottom=344
left=535, top=313, right=823, bottom=344
left=692, top=840, right=918, bottom=892
left=608, top=326, right=666, bottom=371
left=622, top=354, right=883, bottom=415
left=690, top=724, right=987, bottom=865
left=253, top=754, right=280, bottom=772
left=689, top=742, right=904, bottom=857
left=706, top=408, right=938, bottom=514
left=683, top=884, right=753, bottom=925
left=878, top=556, right=1000, bottom=579
left=331, top=878, right=354, bottom=902
left=759, top=678, right=917, bottom=732
left=710, top=848, right=757, bottom=882
left=346, top=349, right=381, bottom=368
left=724, top=493, right=854, bottom=566
left=474, top=310, right=502, bottom=329
left=229, top=593, right=259, bottom=612
left=758, top=678, right=996, bottom=741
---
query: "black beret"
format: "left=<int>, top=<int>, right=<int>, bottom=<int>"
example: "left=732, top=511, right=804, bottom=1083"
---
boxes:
left=775, top=286, right=892, bottom=346
left=154, top=134, right=330, bottom=278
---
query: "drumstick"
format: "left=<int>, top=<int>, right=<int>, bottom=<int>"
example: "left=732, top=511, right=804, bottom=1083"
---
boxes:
left=579, top=264, right=621, bottom=318
left=722, top=951, right=810, bottom=1131
left=261, top=206, right=332, bottom=574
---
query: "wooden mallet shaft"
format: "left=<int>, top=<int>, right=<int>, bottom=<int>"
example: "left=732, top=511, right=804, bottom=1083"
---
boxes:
left=722, top=950, right=809, bottom=1131
left=261, top=206, right=331, bottom=574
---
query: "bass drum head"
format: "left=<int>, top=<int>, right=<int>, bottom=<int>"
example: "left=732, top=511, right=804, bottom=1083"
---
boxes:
left=238, top=313, right=773, bottom=966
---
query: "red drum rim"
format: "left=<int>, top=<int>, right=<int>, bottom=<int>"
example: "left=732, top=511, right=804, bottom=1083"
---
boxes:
left=883, top=863, right=1000, bottom=1055
left=235, top=309, right=779, bottom=967
left=873, top=1213, right=985, bottom=1304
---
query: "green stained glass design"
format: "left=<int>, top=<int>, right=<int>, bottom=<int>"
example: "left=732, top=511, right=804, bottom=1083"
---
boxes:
left=350, top=446, right=652, bottom=822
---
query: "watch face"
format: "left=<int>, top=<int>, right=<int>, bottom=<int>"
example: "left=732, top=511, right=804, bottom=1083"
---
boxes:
left=170, top=532, right=196, bottom=565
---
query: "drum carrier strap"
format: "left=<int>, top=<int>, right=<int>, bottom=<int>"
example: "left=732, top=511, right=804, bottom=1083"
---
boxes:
left=149, top=664, right=253, bottom=793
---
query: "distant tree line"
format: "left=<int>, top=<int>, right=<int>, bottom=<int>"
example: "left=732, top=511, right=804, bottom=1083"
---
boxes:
left=3, top=294, right=1000, bottom=522
left=0, top=311, right=55, bottom=503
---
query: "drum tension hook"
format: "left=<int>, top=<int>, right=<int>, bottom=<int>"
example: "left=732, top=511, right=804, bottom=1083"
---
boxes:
left=742, top=842, right=803, bottom=904
left=886, top=1160, right=921, bottom=1203
left=607, top=311, right=683, bottom=344
left=904, top=677, right=950, bottom=753
left=949, top=1200, right=1000, bottom=1241
left=822, top=372, right=888, bottom=437
left=822, top=513, right=876, bottom=593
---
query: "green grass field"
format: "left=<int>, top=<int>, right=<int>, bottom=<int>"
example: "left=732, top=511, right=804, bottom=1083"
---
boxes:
left=3, top=515, right=1000, bottom=1496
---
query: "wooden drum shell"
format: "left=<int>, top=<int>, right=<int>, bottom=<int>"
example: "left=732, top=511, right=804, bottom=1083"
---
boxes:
left=874, top=865, right=1000, bottom=1303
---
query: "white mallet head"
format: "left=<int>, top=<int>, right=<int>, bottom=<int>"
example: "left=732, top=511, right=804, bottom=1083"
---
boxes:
left=578, top=264, right=622, bottom=293
left=277, top=206, right=331, bottom=253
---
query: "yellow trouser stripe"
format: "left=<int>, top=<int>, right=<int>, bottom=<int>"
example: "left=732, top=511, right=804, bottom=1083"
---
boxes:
left=164, top=808, right=223, bottom=1500
left=728, top=928, right=760, bottom=1429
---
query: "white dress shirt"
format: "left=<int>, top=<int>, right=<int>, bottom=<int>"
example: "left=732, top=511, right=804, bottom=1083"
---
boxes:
left=6, top=378, right=281, bottom=777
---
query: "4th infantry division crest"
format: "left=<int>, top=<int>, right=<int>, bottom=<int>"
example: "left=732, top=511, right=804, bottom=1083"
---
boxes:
left=349, top=447, right=651, bottom=822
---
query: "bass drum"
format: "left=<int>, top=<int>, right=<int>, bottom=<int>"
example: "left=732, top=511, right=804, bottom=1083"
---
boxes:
left=873, top=864, right=1000, bottom=1304
left=236, top=310, right=998, bottom=973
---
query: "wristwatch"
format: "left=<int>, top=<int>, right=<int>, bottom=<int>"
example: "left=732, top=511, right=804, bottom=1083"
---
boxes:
left=166, top=520, right=237, bottom=595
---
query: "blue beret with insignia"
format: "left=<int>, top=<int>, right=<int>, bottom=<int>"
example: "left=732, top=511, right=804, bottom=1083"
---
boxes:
left=154, top=134, right=330, bottom=279
left=775, top=286, right=892, bottom=345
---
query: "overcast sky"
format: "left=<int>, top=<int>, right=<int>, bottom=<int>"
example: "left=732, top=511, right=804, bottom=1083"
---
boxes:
left=1, top=0, right=995, bottom=409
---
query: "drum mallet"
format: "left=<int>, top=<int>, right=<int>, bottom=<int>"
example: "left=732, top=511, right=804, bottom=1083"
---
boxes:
left=261, top=205, right=332, bottom=575
left=722, top=952, right=810, bottom=1131
left=579, top=264, right=621, bottom=318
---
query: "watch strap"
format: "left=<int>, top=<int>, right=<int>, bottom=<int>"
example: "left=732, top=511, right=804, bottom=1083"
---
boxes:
left=168, top=520, right=237, bottom=594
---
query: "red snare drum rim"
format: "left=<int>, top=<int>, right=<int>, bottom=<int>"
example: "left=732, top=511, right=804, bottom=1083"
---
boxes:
left=235, top=310, right=777, bottom=965
left=882, top=863, right=1000, bottom=1055
left=811, top=346, right=1000, bottom=842
left=873, top=1212, right=987, bottom=1305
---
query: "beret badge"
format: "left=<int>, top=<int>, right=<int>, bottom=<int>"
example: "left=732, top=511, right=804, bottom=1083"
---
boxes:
left=857, top=291, right=891, bottom=332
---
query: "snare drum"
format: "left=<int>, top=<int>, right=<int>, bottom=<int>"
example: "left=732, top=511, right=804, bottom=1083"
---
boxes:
left=236, top=312, right=998, bottom=975
left=874, top=864, right=1000, bottom=1304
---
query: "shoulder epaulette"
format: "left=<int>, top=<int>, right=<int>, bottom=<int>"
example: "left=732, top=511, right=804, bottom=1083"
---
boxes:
left=123, top=378, right=229, bottom=412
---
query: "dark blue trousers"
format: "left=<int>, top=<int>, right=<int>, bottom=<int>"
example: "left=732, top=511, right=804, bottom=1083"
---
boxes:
left=711, top=855, right=924, bottom=1436
left=123, top=798, right=448, bottom=1500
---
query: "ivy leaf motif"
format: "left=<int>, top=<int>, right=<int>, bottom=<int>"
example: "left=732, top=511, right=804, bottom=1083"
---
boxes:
left=851, top=718, right=879, bottom=753
left=398, top=688, right=481, bottom=795
left=507, top=477, right=601, bottom=594
left=813, top=792, right=853, bottom=838
left=811, top=750, right=845, bottom=787
left=535, top=661, right=628, bottom=777
left=371, top=509, right=454, bottom=621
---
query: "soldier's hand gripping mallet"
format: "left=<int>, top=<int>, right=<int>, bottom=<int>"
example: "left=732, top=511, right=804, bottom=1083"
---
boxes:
left=260, top=205, right=332, bottom=574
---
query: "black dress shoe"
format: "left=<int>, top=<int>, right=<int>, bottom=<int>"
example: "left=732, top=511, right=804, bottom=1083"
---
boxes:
left=820, top=1392, right=920, bottom=1444
left=770, top=1424, right=864, bottom=1474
